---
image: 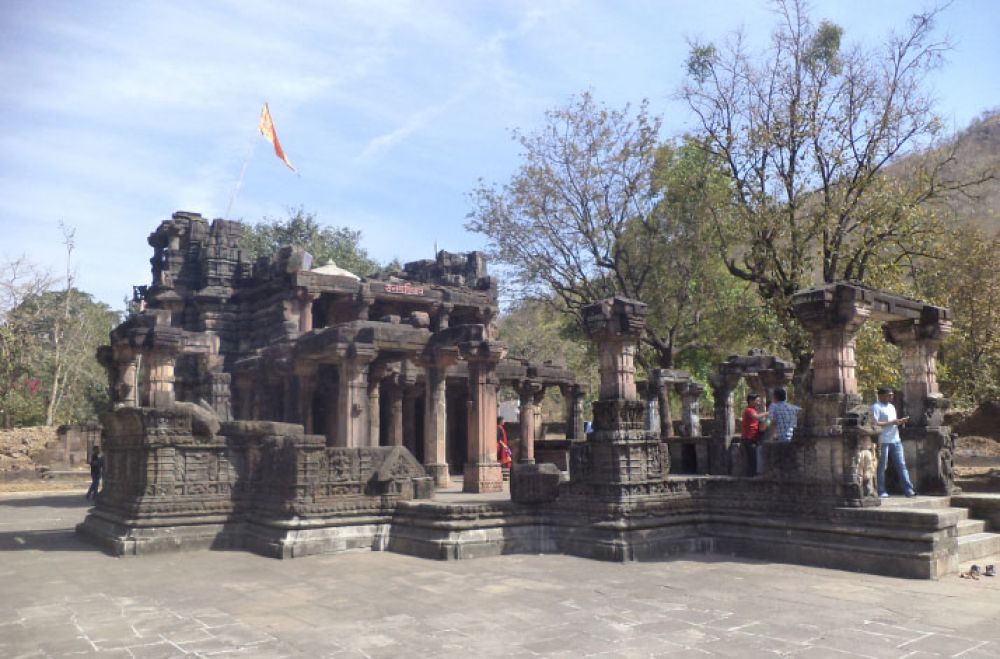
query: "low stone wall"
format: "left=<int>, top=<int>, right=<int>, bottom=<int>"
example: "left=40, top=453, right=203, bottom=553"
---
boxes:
left=77, top=407, right=433, bottom=557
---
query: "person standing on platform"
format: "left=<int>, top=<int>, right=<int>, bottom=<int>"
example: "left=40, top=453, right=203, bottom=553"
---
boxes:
left=740, top=394, right=768, bottom=475
left=872, top=387, right=916, bottom=498
left=86, top=447, right=103, bottom=500
left=496, top=417, right=513, bottom=471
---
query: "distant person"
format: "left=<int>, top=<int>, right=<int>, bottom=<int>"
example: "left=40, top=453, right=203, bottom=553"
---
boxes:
left=496, top=417, right=512, bottom=470
left=740, top=394, right=768, bottom=442
left=768, top=388, right=801, bottom=443
left=740, top=394, right=768, bottom=475
left=86, top=447, right=103, bottom=500
left=583, top=420, right=593, bottom=435
left=872, top=387, right=915, bottom=498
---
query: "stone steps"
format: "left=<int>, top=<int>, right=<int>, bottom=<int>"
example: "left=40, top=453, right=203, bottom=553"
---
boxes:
left=957, top=518, right=987, bottom=537
left=959, top=533, right=1000, bottom=563
left=876, top=495, right=1000, bottom=576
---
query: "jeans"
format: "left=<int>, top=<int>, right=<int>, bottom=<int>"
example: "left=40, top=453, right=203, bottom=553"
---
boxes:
left=86, top=475, right=100, bottom=499
left=878, top=442, right=915, bottom=496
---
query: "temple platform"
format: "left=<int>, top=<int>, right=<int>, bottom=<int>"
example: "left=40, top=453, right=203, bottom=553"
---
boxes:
left=373, top=478, right=1000, bottom=580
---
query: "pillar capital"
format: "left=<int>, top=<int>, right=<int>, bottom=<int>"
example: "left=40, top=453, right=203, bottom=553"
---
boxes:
left=883, top=318, right=952, bottom=427
left=792, top=285, right=873, bottom=395
left=883, top=318, right=952, bottom=346
left=583, top=297, right=646, bottom=401
left=582, top=296, right=647, bottom=345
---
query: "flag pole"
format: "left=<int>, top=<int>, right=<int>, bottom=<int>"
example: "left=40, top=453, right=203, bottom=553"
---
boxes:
left=225, top=123, right=260, bottom=221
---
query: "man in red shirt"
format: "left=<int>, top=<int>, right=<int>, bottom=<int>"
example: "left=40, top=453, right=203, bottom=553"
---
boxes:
left=740, top=394, right=768, bottom=475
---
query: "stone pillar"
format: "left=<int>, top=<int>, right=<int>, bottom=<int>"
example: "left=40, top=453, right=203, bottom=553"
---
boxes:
left=884, top=318, right=952, bottom=426
left=435, top=303, right=454, bottom=331
left=675, top=381, right=704, bottom=438
left=146, top=353, right=176, bottom=408
left=296, top=364, right=318, bottom=434
left=117, top=356, right=139, bottom=408
left=367, top=379, right=381, bottom=447
left=518, top=381, right=543, bottom=464
left=707, top=371, right=740, bottom=475
left=461, top=341, right=506, bottom=494
left=334, top=345, right=376, bottom=448
left=562, top=383, right=586, bottom=440
left=576, top=297, right=671, bottom=494
left=423, top=364, right=450, bottom=487
left=403, top=385, right=419, bottom=455
left=386, top=377, right=404, bottom=447
left=298, top=291, right=315, bottom=333
left=792, top=285, right=873, bottom=432
left=650, top=369, right=690, bottom=439
left=356, top=284, right=374, bottom=321
left=792, top=288, right=872, bottom=396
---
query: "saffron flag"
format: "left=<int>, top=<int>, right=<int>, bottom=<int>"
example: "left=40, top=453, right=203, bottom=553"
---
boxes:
left=258, top=103, right=296, bottom=172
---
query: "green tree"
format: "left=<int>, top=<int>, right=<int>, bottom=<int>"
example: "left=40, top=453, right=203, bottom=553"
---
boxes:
left=0, top=256, right=53, bottom=428
left=240, top=207, right=380, bottom=277
left=496, top=299, right=599, bottom=420
left=6, top=289, right=118, bottom=426
left=680, top=0, right=990, bottom=379
left=914, top=226, right=1000, bottom=405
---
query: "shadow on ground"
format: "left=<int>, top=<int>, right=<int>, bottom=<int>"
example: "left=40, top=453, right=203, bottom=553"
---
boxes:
left=0, top=528, right=95, bottom=552
left=0, top=493, right=93, bottom=508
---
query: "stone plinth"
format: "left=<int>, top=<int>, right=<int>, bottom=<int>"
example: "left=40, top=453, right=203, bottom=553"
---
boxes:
left=510, top=463, right=561, bottom=504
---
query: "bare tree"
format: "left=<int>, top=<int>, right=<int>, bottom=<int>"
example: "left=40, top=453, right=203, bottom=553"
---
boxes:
left=680, top=0, right=993, bottom=374
left=467, top=93, right=753, bottom=371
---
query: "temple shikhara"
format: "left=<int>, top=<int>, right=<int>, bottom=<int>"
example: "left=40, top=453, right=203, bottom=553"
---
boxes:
left=78, top=210, right=1000, bottom=579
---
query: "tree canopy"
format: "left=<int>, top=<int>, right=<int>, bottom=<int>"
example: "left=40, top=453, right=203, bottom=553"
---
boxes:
left=467, top=93, right=764, bottom=372
left=240, top=207, right=380, bottom=277
left=680, top=0, right=991, bottom=374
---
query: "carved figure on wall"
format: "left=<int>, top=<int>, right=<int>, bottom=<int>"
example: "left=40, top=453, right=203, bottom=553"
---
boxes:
left=857, top=447, right=876, bottom=497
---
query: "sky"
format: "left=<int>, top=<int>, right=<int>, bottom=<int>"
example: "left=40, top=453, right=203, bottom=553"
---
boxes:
left=1, top=0, right=998, bottom=310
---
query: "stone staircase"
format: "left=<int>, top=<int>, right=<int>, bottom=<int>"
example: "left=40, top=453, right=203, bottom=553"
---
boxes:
left=881, top=495, right=1000, bottom=575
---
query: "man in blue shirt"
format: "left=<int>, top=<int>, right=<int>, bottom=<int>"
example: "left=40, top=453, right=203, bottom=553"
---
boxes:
left=872, top=387, right=916, bottom=498
left=768, top=388, right=801, bottom=442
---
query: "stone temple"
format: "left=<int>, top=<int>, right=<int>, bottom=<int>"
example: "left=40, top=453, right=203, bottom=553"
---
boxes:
left=78, top=211, right=1000, bottom=578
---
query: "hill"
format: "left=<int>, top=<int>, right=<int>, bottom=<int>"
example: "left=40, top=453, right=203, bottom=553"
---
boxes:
left=913, top=110, right=1000, bottom=234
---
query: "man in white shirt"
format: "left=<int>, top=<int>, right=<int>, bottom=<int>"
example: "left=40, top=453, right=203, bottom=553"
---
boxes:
left=872, top=386, right=916, bottom=498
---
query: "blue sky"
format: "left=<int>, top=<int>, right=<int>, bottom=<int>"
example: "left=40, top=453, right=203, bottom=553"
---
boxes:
left=1, top=0, right=997, bottom=309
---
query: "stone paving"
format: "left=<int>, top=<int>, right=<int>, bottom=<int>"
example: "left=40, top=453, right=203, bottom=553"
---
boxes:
left=2, top=490, right=1000, bottom=658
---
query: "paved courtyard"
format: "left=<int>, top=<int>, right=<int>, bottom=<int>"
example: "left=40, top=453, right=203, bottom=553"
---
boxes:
left=2, top=490, right=999, bottom=658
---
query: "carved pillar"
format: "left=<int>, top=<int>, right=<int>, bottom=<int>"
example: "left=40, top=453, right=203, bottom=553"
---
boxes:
left=386, top=376, right=404, bottom=447
left=145, top=350, right=178, bottom=409
left=296, top=363, right=318, bottom=433
left=435, top=303, right=454, bottom=331
left=650, top=369, right=689, bottom=439
left=356, top=284, right=374, bottom=321
left=707, top=371, right=740, bottom=475
left=298, top=291, right=315, bottom=333
left=518, top=381, right=543, bottom=464
left=577, top=297, right=671, bottom=492
left=675, top=381, right=704, bottom=438
left=583, top=298, right=646, bottom=402
left=792, top=285, right=873, bottom=432
left=368, top=378, right=381, bottom=447
left=423, top=362, right=451, bottom=487
left=114, top=349, right=139, bottom=408
left=461, top=340, right=506, bottom=493
left=403, top=385, right=419, bottom=455
left=562, top=383, right=586, bottom=440
left=884, top=318, right=952, bottom=426
left=792, top=287, right=873, bottom=396
left=334, top=345, right=376, bottom=448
